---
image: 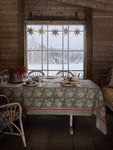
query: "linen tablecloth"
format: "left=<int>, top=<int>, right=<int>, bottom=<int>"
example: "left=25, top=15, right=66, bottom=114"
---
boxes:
left=0, top=79, right=107, bottom=135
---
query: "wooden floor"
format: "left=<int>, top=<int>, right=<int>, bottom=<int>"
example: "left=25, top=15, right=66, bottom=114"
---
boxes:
left=0, top=108, right=113, bottom=150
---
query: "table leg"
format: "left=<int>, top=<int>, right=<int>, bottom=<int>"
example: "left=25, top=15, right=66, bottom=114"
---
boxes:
left=69, top=115, right=73, bottom=135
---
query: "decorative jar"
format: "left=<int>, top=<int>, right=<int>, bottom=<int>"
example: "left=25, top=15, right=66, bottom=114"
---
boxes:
left=8, top=66, right=26, bottom=84
left=9, top=73, right=23, bottom=83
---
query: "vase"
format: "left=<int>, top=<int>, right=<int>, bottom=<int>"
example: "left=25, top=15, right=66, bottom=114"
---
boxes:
left=9, top=73, right=23, bottom=83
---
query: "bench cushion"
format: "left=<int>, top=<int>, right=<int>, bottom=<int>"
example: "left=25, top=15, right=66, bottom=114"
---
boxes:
left=102, top=86, right=113, bottom=108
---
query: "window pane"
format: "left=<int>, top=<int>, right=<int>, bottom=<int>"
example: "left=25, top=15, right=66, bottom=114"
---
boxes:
left=27, top=35, right=42, bottom=50
left=43, top=51, right=47, bottom=70
left=69, top=32, right=84, bottom=50
left=69, top=52, right=84, bottom=70
left=43, top=32, right=47, bottom=50
left=48, top=25, right=62, bottom=30
left=64, top=52, right=68, bottom=70
left=63, top=35, right=68, bottom=50
left=48, top=51, right=62, bottom=70
left=27, top=51, right=42, bottom=70
left=48, top=30, right=62, bottom=50
left=48, top=71, right=58, bottom=76
left=27, top=25, right=42, bottom=50
left=69, top=25, right=84, bottom=30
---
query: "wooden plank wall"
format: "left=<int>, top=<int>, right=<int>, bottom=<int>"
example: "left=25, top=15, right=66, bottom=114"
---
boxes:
left=24, top=0, right=85, bottom=20
left=93, top=10, right=113, bottom=84
left=56, top=0, right=113, bottom=12
left=0, top=0, right=20, bottom=70
left=0, top=0, right=113, bottom=85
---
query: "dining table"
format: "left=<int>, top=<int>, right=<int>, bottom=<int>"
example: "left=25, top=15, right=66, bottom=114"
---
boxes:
left=0, top=78, right=107, bottom=135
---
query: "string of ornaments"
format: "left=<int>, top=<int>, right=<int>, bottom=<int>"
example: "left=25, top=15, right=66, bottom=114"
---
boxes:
left=27, top=27, right=81, bottom=36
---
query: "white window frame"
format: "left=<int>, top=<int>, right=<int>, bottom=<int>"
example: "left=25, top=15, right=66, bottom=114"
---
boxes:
left=24, top=21, right=86, bottom=77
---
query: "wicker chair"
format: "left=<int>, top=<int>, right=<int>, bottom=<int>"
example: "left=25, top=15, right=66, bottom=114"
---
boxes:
left=56, top=70, right=74, bottom=77
left=28, top=70, right=45, bottom=77
left=0, top=70, right=9, bottom=76
left=0, top=70, right=9, bottom=84
left=0, top=95, right=26, bottom=147
left=0, top=95, right=9, bottom=105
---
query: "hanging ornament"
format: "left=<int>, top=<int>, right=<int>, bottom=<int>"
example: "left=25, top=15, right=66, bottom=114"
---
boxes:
left=38, top=28, right=45, bottom=35
left=74, top=28, right=80, bottom=36
left=27, top=27, right=34, bottom=36
left=63, top=28, right=69, bottom=35
left=52, top=29, right=59, bottom=37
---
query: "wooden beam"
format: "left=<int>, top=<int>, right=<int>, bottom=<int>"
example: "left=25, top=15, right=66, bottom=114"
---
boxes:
left=56, top=0, right=113, bottom=12
left=94, top=0, right=113, bottom=5
left=85, top=8, right=93, bottom=79
left=18, top=0, right=25, bottom=66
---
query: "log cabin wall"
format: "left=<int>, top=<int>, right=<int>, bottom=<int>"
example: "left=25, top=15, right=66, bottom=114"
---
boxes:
left=0, top=0, right=19, bottom=70
left=0, top=0, right=113, bottom=85
left=93, top=10, right=113, bottom=85
left=24, top=0, right=85, bottom=20
left=0, top=0, right=24, bottom=70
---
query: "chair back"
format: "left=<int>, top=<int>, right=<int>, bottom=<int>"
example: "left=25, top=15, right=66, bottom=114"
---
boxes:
left=56, top=70, right=74, bottom=77
left=0, top=70, right=9, bottom=85
left=0, top=95, right=26, bottom=147
left=0, top=70, right=9, bottom=76
left=0, top=103, right=22, bottom=123
left=0, top=95, right=9, bottom=106
left=28, top=70, right=45, bottom=77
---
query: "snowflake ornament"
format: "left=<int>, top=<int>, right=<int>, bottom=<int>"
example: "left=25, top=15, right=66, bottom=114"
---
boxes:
left=52, top=29, right=59, bottom=37
left=63, top=28, right=69, bottom=35
left=74, top=28, right=80, bottom=36
left=27, top=27, right=34, bottom=36
left=38, top=28, right=45, bottom=35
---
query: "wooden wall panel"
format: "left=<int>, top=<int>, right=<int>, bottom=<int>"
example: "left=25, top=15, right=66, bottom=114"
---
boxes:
left=0, top=0, right=19, bottom=70
left=93, top=10, right=113, bottom=84
left=25, top=0, right=85, bottom=20
left=56, top=0, right=113, bottom=12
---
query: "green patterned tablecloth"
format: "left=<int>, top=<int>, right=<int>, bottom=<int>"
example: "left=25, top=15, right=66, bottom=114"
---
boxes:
left=0, top=80, right=107, bottom=135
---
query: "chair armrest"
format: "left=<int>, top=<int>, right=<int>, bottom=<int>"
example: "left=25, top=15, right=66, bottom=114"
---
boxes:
left=0, top=95, right=9, bottom=105
left=0, top=103, right=22, bottom=121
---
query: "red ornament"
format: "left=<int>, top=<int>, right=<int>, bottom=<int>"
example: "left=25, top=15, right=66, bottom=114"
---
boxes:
left=52, top=29, right=59, bottom=36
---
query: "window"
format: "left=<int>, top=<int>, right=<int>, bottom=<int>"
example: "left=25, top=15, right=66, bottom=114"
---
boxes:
left=25, top=23, right=85, bottom=76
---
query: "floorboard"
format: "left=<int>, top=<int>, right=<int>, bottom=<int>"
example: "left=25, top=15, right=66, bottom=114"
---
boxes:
left=73, top=116, right=96, bottom=150
left=0, top=109, right=113, bottom=150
